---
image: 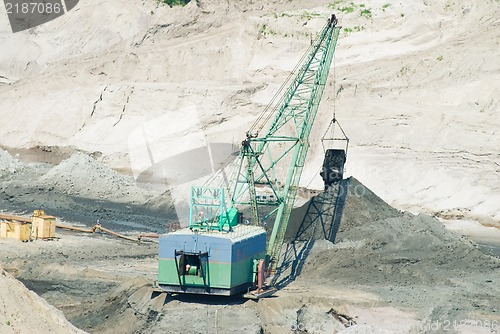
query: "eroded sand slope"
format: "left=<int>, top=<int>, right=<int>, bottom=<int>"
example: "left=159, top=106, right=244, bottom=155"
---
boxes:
left=0, top=0, right=498, bottom=223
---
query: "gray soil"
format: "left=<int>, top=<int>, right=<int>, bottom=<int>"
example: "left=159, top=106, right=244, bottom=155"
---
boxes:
left=1, top=149, right=499, bottom=334
left=0, top=148, right=174, bottom=233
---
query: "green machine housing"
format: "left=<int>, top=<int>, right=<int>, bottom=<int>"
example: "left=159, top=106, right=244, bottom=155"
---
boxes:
left=158, top=187, right=266, bottom=295
left=158, top=224, right=266, bottom=295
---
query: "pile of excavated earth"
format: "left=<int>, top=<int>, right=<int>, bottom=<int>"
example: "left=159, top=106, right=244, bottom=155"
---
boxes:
left=0, top=148, right=172, bottom=232
left=0, top=150, right=498, bottom=333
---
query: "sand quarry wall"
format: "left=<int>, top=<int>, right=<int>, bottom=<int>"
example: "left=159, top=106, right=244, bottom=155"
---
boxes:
left=0, top=0, right=498, bottom=224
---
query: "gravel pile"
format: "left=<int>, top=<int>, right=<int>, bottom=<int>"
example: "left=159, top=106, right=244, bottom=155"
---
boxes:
left=38, top=152, right=148, bottom=203
left=290, top=178, right=499, bottom=284
left=0, top=148, right=23, bottom=177
left=290, top=177, right=499, bottom=323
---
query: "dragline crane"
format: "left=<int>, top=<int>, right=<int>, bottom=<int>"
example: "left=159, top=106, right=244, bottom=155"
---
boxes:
left=157, top=14, right=342, bottom=297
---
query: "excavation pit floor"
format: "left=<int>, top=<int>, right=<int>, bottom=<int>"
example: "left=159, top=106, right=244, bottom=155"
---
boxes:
left=1, top=170, right=498, bottom=333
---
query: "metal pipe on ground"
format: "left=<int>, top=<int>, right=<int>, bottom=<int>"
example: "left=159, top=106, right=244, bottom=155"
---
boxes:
left=138, top=233, right=159, bottom=240
left=0, top=214, right=32, bottom=223
left=138, top=233, right=160, bottom=243
left=55, top=223, right=94, bottom=233
left=1, top=212, right=148, bottom=243
left=57, top=223, right=143, bottom=242
left=95, top=225, right=139, bottom=242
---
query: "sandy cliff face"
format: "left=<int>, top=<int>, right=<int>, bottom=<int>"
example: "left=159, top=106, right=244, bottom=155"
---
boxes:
left=0, top=266, right=86, bottom=334
left=0, top=0, right=498, bottom=222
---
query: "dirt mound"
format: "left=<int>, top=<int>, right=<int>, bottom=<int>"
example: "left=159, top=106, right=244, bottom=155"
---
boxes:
left=337, top=178, right=403, bottom=231
left=38, top=152, right=150, bottom=203
left=288, top=178, right=500, bottom=323
left=0, top=150, right=173, bottom=232
left=0, top=266, right=85, bottom=334
left=286, top=178, right=402, bottom=242
left=0, top=148, right=23, bottom=177
left=304, top=213, right=498, bottom=283
left=293, top=178, right=499, bottom=283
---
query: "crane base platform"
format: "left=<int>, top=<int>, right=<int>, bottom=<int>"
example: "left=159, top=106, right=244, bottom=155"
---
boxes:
left=243, top=286, right=277, bottom=300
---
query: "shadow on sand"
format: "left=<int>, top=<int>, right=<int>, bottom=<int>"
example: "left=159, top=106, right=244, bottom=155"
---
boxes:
left=273, top=178, right=350, bottom=288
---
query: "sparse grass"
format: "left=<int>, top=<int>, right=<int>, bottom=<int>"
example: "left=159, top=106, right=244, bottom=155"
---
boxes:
left=400, top=65, right=410, bottom=76
left=329, top=1, right=372, bottom=18
left=257, top=23, right=267, bottom=36
left=301, top=11, right=322, bottom=20
left=163, top=0, right=190, bottom=7
left=343, top=25, right=365, bottom=35
left=273, top=11, right=321, bottom=21
left=327, top=0, right=344, bottom=9
left=339, top=6, right=355, bottom=13
left=360, top=9, right=372, bottom=17
left=256, top=23, right=278, bottom=38
left=382, top=3, right=391, bottom=10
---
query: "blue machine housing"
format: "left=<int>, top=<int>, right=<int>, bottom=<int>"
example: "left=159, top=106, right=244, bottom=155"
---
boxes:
left=158, top=225, right=266, bottom=296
